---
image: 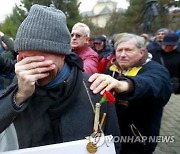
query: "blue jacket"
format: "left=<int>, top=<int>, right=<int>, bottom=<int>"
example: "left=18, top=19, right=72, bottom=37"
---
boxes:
left=147, top=38, right=161, bottom=51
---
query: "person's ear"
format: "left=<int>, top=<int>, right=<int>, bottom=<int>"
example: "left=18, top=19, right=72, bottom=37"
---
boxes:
left=17, top=54, right=23, bottom=62
left=86, top=37, right=90, bottom=44
left=140, top=49, right=147, bottom=56
left=140, top=49, right=148, bottom=61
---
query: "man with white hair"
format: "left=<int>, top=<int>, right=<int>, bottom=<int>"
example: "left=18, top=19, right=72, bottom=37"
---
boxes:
left=71, top=22, right=99, bottom=75
left=89, top=33, right=172, bottom=154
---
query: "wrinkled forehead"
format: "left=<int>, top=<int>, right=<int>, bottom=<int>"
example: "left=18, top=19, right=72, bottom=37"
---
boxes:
left=116, top=40, right=138, bottom=49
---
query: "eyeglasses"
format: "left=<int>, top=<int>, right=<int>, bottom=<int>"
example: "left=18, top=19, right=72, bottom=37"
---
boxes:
left=71, top=33, right=84, bottom=38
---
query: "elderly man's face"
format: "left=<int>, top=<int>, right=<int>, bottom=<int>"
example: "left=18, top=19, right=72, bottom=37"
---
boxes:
left=70, top=27, right=89, bottom=50
left=115, top=40, right=144, bottom=70
left=18, top=50, right=65, bottom=86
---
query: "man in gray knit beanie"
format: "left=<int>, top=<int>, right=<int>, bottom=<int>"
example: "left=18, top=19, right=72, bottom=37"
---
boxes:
left=0, top=4, right=121, bottom=153
left=15, top=4, right=71, bottom=55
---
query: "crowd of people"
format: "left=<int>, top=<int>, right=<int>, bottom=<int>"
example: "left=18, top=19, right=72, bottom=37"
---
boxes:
left=0, top=3, right=180, bottom=154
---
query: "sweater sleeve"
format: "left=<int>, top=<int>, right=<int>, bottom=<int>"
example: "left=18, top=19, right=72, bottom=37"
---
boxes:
left=1, top=35, right=14, bottom=52
left=117, top=61, right=172, bottom=107
left=83, top=54, right=99, bottom=75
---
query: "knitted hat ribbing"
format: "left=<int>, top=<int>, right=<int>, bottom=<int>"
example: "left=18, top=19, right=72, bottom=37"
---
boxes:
left=14, top=4, right=71, bottom=55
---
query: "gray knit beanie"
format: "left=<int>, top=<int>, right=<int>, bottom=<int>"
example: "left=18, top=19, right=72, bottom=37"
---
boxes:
left=14, top=4, right=71, bottom=55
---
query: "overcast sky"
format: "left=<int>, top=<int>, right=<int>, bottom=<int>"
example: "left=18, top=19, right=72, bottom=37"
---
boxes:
left=79, top=0, right=129, bottom=12
left=0, top=0, right=20, bottom=22
left=0, top=0, right=129, bottom=23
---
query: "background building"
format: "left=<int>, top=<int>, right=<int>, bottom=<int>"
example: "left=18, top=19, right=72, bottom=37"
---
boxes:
left=80, top=0, right=125, bottom=28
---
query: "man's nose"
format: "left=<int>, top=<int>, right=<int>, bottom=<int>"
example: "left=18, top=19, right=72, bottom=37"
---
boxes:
left=120, top=50, right=127, bottom=56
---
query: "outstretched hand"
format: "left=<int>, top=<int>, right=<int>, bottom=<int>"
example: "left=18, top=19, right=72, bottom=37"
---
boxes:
left=88, top=73, right=129, bottom=95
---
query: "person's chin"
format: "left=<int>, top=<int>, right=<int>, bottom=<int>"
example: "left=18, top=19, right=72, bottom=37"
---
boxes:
left=120, top=62, right=128, bottom=66
left=119, top=63, right=129, bottom=70
left=37, top=78, right=50, bottom=86
left=71, top=43, right=78, bottom=48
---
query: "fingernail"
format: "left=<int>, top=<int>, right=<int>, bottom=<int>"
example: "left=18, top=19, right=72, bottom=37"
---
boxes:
left=39, top=56, right=45, bottom=59
left=90, top=85, right=93, bottom=90
left=88, top=78, right=92, bottom=82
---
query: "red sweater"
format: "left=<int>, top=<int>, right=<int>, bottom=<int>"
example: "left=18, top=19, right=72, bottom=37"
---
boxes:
left=72, top=44, right=99, bottom=75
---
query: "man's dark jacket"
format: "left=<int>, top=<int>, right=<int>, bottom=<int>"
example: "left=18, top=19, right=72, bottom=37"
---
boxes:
left=0, top=53, right=121, bottom=153
left=149, top=46, right=180, bottom=94
left=0, top=55, right=15, bottom=74
left=105, top=60, right=171, bottom=153
left=146, top=38, right=161, bottom=51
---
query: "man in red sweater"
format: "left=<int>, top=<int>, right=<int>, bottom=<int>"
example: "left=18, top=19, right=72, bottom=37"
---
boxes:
left=71, top=23, right=99, bottom=75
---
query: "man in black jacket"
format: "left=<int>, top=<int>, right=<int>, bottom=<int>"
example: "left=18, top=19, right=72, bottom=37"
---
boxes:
left=149, top=32, right=180, bottom=94
left=0, top=4, right=120, bottom=153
